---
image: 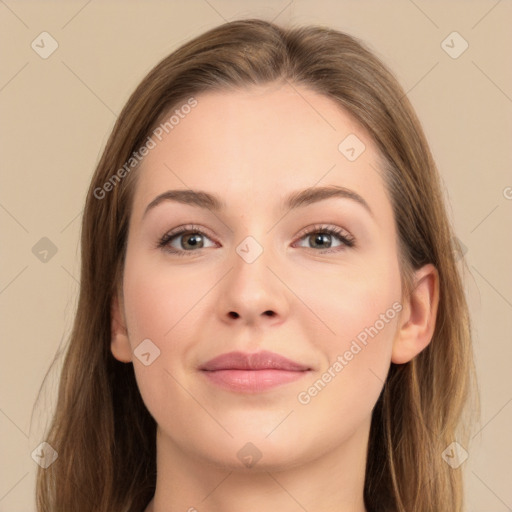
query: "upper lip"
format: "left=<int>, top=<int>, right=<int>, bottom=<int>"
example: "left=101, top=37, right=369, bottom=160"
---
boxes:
left=200, top=350, right=311, bottom=371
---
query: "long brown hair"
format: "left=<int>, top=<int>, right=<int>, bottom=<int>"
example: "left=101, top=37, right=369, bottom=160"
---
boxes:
left=33, top=18, right=479, bottom=512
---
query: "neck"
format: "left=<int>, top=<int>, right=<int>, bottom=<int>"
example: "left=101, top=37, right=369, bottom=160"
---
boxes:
left=146, top=419, right=370, bottom=512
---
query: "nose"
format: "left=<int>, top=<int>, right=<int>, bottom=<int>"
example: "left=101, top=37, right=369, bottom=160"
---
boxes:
left=216, top=241, right=289, bottom=327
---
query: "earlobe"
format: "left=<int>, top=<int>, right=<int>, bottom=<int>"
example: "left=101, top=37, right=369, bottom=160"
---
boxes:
left=111, top=290, right=133, bottom=363
left=391, top=263, right=440, bottom=364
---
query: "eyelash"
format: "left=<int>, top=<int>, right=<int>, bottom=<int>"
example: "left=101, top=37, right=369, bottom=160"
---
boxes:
left=157, top=223, right=356, bottom=257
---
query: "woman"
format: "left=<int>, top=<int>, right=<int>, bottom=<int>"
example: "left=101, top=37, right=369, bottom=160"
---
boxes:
left=34, top=18, right=479, bottom=512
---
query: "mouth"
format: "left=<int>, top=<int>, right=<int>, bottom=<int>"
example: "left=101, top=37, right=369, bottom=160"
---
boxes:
left=199, top=350, right=312, bottom=393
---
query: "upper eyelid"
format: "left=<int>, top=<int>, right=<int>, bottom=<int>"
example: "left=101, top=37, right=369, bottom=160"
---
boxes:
left=295, top=223, right=352, bottom=238
left=164, top=224, right=218, bottom=241
left=163, top=224, right=351, bottom=237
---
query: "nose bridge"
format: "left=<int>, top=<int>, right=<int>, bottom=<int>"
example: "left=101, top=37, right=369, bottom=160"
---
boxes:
left=233, top=232, right=275, bottom=300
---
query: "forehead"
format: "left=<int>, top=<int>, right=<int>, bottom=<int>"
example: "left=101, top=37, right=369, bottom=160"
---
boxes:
left=132, top=82, right=389, bottom=218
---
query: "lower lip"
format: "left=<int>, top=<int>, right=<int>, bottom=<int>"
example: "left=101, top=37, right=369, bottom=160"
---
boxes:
left=201, top=369, right=310, bottom=392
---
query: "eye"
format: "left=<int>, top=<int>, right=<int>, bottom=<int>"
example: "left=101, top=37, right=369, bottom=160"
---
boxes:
left=157, top=223, right=355, bottom=257
left=293, top=224, right=355, bottom=253
left=157, top=224, right=217, bottom=256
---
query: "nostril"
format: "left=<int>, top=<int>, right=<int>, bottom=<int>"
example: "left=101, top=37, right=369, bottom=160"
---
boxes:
left=228, top=311, right=239, bottom=319
left=264, top=310, right=275, bottom=317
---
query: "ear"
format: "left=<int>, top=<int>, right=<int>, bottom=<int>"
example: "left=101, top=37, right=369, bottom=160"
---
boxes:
left=111, top=287, right=132, bottom=363
left=391, top=263, right=440, bottom=364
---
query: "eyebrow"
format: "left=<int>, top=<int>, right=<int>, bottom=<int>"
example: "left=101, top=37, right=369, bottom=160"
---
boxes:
left=143, top=185, right=373, bottom=219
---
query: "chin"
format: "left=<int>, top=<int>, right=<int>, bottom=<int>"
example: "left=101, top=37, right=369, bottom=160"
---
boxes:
left=193, top=434, right=312, bottom=473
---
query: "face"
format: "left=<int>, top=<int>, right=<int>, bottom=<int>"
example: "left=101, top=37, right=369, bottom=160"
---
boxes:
left=112, top=82, right=405, bottom=470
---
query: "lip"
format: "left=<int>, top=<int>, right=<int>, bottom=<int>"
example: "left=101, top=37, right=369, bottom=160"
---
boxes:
left=199, top=350, right=312, bottom=393
left=200, top=350, right=311, bottom=371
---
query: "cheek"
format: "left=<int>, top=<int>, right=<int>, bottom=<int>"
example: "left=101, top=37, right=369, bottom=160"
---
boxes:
left=295, top=249, right=401, bottom=351
left=122, top=251, right=209, bottom=344
left=120, top=254, right=210, bottom=428
left=121, top=251, right=217, bottom=396
left=293, top=253, right=401, bottom=413
left=293, top=307, right=398, bottom=446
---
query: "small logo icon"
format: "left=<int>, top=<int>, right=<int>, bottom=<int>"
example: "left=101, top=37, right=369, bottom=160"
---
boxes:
left=31, top=441, right=58, bottom=468
left=32, top=237, right=58, bottom=263
left=503, top=186, right=512, bottom=200
left=236, top=442, right=262, bottom=468
left=236, top=236, right=263, bottom=264
left=452, top=237, right=468, bottom=261
left=31, top=32, right=59, bottom=59
left=338, top=134, right=365, bottom=161
left=134, top=338, right=161, bottom=366
left=441, top=32, right=468, bottom=59
left=441, top=441, right=468, bottom=469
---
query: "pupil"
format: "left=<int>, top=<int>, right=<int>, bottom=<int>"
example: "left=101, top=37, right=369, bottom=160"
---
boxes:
left=184, top=233, right=202, bottom=249
left=312, top=233, right=331, bottom=248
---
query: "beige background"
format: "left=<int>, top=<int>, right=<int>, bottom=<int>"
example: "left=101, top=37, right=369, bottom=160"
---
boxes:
left=1, top=1, right=511, bottom=510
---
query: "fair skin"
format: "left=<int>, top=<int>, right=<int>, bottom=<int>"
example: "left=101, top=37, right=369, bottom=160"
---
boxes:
left=111, top=82, right=439, bottom=512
